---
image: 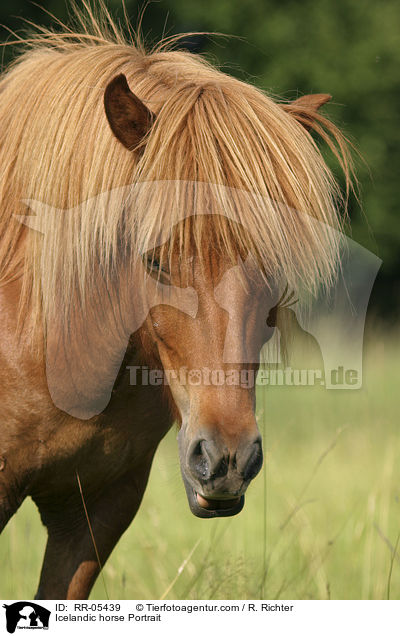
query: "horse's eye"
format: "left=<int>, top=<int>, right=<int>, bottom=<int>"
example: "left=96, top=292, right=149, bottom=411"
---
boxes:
left=146, top=256, right=169, bottom=275
left=148, top=256, right=160, bottom=271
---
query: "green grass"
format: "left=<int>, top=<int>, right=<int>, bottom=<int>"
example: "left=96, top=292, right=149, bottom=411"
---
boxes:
left=1, top=336, right=399, bottom=599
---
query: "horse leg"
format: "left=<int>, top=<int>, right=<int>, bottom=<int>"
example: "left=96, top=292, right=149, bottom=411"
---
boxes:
left=0, top=497, right=22, bottom=533
left=0, top=468, right=25, bottom=532
left=33, top=463, right=152, bottom=599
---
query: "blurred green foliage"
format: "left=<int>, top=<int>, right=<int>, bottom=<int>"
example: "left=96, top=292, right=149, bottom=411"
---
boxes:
left=0, top=0, right=398, bottom=318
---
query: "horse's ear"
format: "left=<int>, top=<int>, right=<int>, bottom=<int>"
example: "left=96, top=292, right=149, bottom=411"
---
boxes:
left=291, top=93, right=332, bottom=111
left=283, top=93, right=332, bottom=130
left=104, top=74, right=155, bottom=151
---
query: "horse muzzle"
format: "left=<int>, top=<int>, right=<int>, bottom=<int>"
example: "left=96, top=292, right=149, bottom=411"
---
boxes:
left=178, top=428, right=263, bottom=518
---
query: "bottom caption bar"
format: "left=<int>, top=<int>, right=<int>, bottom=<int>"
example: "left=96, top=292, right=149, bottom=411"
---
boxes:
left=1, top=600, right=398, bottom=634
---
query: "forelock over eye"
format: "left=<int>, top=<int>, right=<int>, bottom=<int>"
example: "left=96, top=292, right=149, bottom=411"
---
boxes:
left=145, top=255, right=170, bottom=275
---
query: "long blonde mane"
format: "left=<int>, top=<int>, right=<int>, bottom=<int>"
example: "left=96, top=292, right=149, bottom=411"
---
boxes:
left=0, top=2, right=353, bottom=333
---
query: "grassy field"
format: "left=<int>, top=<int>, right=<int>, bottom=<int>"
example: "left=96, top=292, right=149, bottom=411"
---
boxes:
left=0, top=335, right=399, bottom=600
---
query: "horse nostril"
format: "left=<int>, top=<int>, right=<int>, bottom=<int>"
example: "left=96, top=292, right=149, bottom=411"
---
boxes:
left=242, top=439, right=263, bottom=481
left=188, top=440, right=210, bottom=481
left=188, top=439, right=229, bottom=482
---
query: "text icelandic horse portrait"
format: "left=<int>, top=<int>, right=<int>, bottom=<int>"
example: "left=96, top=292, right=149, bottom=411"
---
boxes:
left=0, top=4, right=353, bottom=599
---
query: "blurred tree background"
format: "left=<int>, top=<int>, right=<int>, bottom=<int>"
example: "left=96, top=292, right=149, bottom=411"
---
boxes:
left=0, top=0, right=398, bottom=321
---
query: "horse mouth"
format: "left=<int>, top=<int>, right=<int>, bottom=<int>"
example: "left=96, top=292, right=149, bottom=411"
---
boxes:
left=182, top=478, right=245, bottom=518
left=196, top=493, right=242, bottom=510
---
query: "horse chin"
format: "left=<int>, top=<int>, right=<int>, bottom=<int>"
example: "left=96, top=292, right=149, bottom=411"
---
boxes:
left=181, top=476, right=245, bottom=519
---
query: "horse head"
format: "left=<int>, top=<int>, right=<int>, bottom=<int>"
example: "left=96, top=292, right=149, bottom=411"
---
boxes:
left=103, top=74, right=334, bottom=517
